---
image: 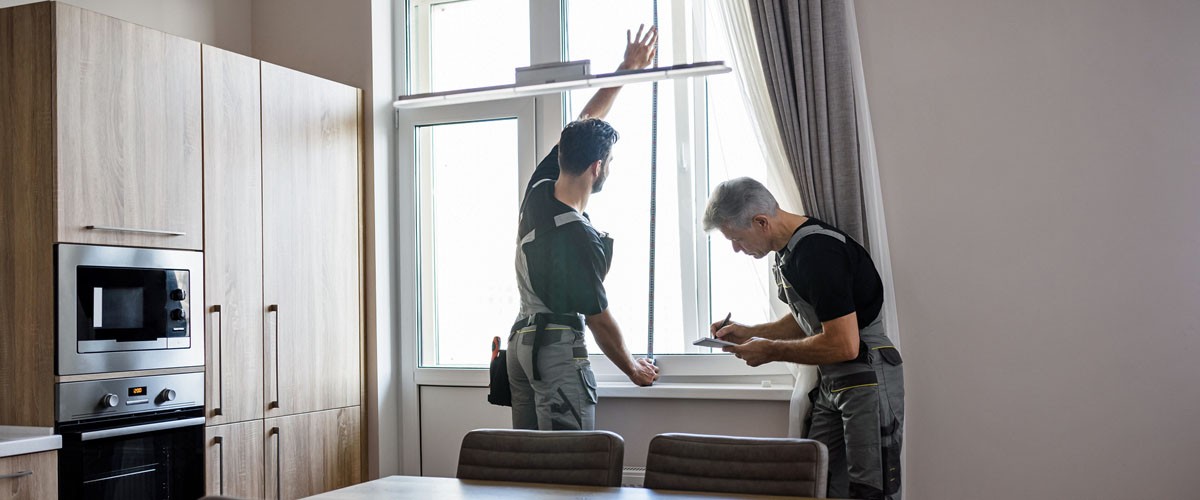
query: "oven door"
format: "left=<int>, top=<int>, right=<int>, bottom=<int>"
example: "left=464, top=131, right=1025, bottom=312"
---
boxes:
left=57, top=408, right=205, bottom=500
left=57, top=244, right=204, bottom=375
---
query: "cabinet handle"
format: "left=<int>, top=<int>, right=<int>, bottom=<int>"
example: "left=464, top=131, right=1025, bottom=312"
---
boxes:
left=211, top=305, right=224, bottom=417
left=270, top=426, right=281, bottom=500
left=84, top=225, right=186, bottom=236
left=267, top=305, right=280, bottom=410
left=0, top=471, right=33, bottom=480
left=214, top=435, right=225, bottom=494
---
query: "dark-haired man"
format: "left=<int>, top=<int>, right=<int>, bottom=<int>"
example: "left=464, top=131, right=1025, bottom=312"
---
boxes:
left=509, top=25, right=661, bottom=431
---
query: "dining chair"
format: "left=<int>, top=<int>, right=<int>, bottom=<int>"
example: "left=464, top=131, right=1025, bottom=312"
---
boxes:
left=643, top=432, right=829, bottom=497
left=456, top=428, right=625, bottom=487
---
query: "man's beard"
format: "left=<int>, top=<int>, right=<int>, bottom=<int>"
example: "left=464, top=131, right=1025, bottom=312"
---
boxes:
left=591, top=165, right=610, bottom=194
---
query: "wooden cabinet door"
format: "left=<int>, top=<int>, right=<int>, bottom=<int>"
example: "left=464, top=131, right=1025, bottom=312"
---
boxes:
left=261, top=62, right=361, bottom=417
left=266, top=406, right=362, bottom=499
left=202, top=45, right=265, bottom=425
left=0, top=451, right=57, bottom=500
left=54, top=3, right=203, bottom=250
left=206, top=421, right=265, bottom=499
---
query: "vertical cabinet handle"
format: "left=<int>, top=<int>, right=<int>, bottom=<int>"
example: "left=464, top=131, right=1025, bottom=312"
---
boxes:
left=270, top=426, right=281, bottom=500
left=211, top=305, right=223, bottom=416
left=267, top=305, right=280, bottom=410
left=214, top=435, right=225, bottom=494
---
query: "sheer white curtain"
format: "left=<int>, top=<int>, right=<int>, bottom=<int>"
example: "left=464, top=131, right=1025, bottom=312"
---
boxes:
left=710, top=0, right=818, bottom=439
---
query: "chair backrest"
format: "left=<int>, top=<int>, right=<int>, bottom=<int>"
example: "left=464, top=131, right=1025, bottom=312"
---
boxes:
left=643, top=433, right=828, bottom=498
left=456, top=429, right=625, bottom=487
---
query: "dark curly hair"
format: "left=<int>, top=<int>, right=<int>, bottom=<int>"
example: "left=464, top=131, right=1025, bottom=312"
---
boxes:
left=557, top=118, right=620, bottom=175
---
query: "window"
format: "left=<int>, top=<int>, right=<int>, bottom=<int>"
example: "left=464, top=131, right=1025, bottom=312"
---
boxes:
left=405, top=0, right=776, bottom=368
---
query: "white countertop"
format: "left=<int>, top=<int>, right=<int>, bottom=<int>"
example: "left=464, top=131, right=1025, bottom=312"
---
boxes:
left=0, top=426, right=62, bottom=458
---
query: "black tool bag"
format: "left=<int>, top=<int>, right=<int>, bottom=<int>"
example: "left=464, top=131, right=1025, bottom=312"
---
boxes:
left=487, top=336, right=511, bottom=407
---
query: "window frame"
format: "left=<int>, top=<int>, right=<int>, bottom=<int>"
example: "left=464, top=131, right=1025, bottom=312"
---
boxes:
left=399, top=0, right=791, bottom=381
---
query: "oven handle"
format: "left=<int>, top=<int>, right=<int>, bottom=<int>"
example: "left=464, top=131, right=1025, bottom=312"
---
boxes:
left=80, top=417, right=206, bottom=442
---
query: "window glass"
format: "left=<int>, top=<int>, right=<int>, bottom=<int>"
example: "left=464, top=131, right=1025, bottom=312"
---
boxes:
left=418, top=119, right=520, bottom=367
left=566, top=0, right=686, bottom=355
left=415, top=0, right=530, bottom=92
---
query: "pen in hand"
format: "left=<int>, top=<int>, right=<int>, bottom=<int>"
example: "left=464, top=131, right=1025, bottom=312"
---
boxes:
left=715, top=312, right=732, bottom=338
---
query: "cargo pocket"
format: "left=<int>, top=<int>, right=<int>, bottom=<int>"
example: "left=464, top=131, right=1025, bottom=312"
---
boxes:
left=578, top=366, right=598, bottom=404
left=876, top=346, right=903, bottom=366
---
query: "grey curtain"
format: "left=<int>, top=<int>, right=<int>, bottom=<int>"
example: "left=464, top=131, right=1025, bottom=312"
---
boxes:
left=748, top=0, right=868, bottom=246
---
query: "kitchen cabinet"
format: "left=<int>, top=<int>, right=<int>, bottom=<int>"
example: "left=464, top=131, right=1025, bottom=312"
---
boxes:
left=0, top=451, right=57, bottom=500
left=266, top=406, right=362, bottom=500
left=54, top=3, right=204, bottom=250
left=1, top=0, right=202, bottom=428
left=205, top=421, right=265, bottom=499
left=203, top=44, right=266, bottom=426
left=261, top=62, right=362, bottom=418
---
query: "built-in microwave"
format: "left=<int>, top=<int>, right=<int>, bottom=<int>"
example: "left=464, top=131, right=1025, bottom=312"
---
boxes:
left=56, top=244, right=204, bottom=375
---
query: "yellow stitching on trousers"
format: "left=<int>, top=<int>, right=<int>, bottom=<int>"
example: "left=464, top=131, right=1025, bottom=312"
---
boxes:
left=871, top=346, right=896, bottom=350
left=831, top=383, right=878, bottom=393
left=516, top=326, right=574, bottom=334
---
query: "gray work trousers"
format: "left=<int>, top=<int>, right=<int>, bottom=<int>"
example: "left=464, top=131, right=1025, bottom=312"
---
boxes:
left=507, top=324, right=597, bottom=430
left=808, top=347, right=905, bottom=500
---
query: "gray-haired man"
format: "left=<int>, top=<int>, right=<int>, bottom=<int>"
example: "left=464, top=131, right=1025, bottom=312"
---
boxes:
left=704, top=177, right=904, bottom=500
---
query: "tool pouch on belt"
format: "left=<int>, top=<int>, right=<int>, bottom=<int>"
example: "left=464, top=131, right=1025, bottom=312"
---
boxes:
left=487, top=336, right=511, bottom=407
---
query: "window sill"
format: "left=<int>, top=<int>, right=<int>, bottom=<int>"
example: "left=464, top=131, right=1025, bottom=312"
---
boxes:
left=412, top=369, right=795, bottom=402
left=597, top=381, right=793, bottom=401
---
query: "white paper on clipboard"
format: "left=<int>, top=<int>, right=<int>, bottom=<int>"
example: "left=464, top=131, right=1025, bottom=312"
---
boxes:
left=692, top=337, right=737, bottom=348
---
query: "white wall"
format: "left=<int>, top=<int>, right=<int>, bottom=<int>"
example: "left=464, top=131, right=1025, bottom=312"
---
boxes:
left=0, top=0, right=253, bottom=55
left=418, top=386, right=790, bottom=478
left=853, top=1, right=1200, bottom=498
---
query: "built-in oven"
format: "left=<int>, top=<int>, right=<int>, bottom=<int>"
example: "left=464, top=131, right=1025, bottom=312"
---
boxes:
left=56, top=372, right=205, bottom=500
left=56, top=244, right=204, bottom=375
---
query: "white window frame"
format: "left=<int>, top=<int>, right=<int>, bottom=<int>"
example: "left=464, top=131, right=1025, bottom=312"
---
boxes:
left=398, top=0, right=793, bottom=385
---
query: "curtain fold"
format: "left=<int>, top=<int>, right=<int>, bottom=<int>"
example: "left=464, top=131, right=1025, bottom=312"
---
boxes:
left=747, top=0, right=868, bottom=247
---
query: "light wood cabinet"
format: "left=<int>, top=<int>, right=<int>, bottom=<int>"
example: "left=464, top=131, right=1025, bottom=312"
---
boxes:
left=54, top=3, right=203, bottom=250
left=266, top=406, right=362, bottom=500
left=262, top=62, right=362, bottom=418
left=206, top=421, right=265, bottom=499
left=203, top=44, right=265, bottom=425
left=1, top=0, right=202, bottom=428
left=0, top=451, right=57, bottom=500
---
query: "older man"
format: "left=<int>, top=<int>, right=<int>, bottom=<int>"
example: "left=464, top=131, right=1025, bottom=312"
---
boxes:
left=704, top=177, right=904, bottom=500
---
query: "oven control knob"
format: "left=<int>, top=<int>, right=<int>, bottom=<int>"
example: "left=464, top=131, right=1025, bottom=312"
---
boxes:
left=170, top=289, right=187, bottom=301
left=101, top=393, right=119, bottom=408
left=157, top=389, right=177, bottom=404
left=170, top=308, right=187, bottom=321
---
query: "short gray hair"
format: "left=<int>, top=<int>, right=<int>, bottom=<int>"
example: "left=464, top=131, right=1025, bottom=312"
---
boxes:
left=703, top=177, right=780, bottom=231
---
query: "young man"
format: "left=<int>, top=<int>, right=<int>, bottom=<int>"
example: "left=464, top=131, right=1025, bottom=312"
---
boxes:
left=509, top=26, right=661, bottom=431
left=705, top=177, right=905, bottom=500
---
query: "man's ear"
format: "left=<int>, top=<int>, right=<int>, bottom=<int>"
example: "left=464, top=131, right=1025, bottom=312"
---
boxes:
left=589, top=160, right=604, bottom=178
left=753, top=215, right=770, bottom=232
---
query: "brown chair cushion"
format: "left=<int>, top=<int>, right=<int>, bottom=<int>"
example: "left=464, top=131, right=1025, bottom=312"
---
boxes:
left=457, top=429, right=624, bottom=487
left=643, top=433, right=828, bottom=497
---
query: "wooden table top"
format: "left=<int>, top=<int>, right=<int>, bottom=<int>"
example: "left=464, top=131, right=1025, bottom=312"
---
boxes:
left=307, top=475, right=820, bottom=499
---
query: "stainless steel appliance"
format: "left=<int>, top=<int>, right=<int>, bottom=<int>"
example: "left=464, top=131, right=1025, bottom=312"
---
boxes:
left=56, top=372, right=205, bottom=499
left=56, top=244, right=204, bottom=375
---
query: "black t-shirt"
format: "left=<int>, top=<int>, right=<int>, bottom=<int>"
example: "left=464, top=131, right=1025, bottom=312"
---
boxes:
left=516, top=146, right=610, bottom=316
left=781, top=218, right=883, bottom=329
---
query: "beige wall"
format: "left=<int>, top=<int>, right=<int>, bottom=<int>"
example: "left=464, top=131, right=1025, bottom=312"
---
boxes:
left=853, top=0, right=1200, bottom=498
left=0, top=0, right=253, bottom=55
